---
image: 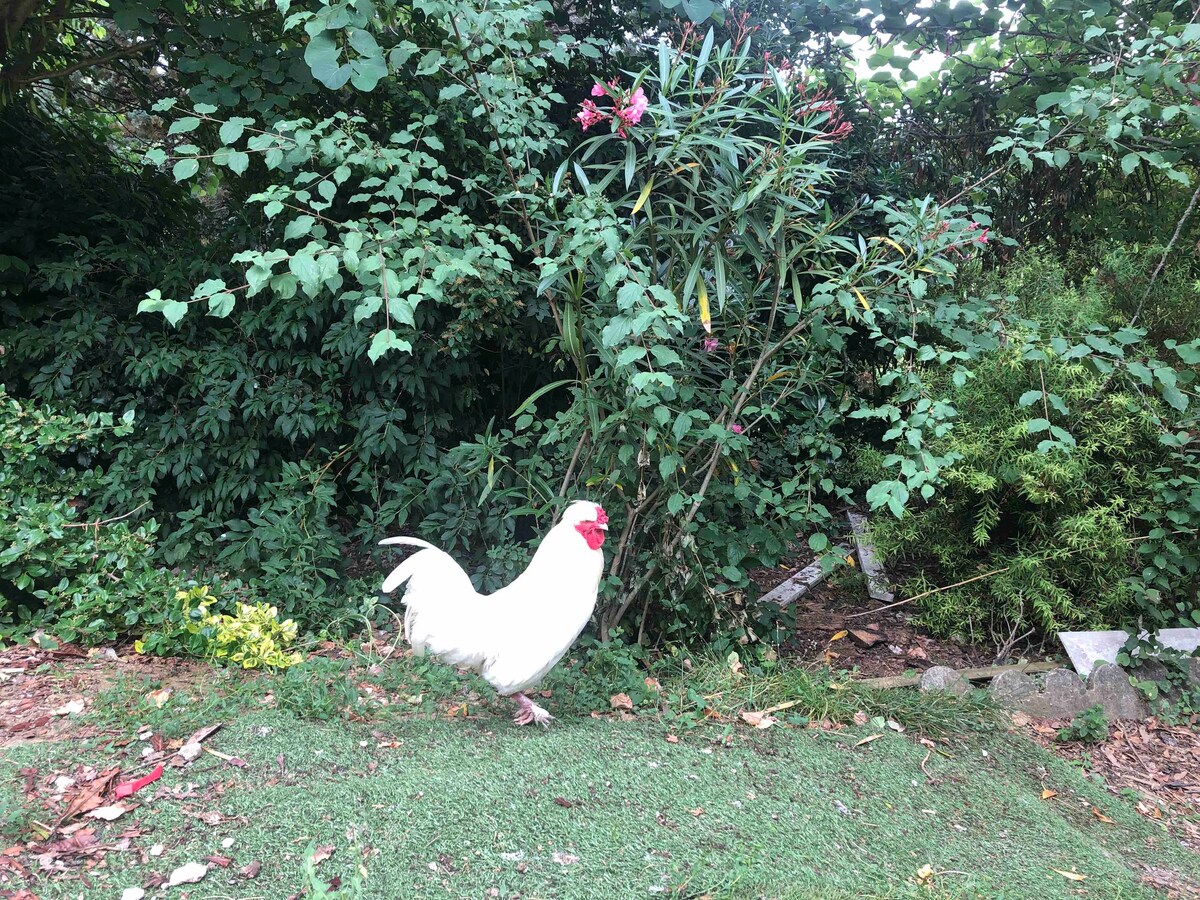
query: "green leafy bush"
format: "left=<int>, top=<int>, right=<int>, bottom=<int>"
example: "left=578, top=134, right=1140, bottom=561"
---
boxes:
left=0, top=388, right=177, bottom=643
left=863, top=253, right=1199, bottom=645
left=135, top=584, right=303, bottom=668
left=1056, top=705, right=1109, bottom=744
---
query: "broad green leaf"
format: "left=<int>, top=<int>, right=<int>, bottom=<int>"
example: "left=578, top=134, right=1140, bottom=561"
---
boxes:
left=168, top=117, right=201, bottom=135
left=172, top=159, right=199, bottom=181
left=367, top=329, right=411, bottom=362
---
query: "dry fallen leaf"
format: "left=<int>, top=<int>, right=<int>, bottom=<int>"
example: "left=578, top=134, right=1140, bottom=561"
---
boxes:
left=854, top=734, right=883, bottom=747
left=146, top=688, right=172, bottom=708
left=665, top=734, right=679, bottom=744
left=311, top=845, right=335, bottom=866
left=1136, top=801, right=1163, bottom=820
left=689, top=808, right=704, bottom=817
left=644, top=677, right=663, bottom=693
left=1041, top=789, right=1058, bottom=801
left=240, top=860, right=262, bottom=879
left=830, top=630, right=848, bottom=642
left=1091, top=807, right=1116, bottom=825
left=168, top=862, right=208, bottom=886
left=739, top=710, right=777, bottom=729
left=852, top=711, right=869, bottom=727
left=609, top=693, right=633, bottom=711
left=447, top=703, right=469, bottom=718
left=85, top=806, right=127, bottom=821
left=52, top=700, right=84, bottom=717
left=1052, top=869, right=1087, bottom=882
left=915, top=864, right=935, bottom=886
left=1011, top=711, right=1032, bottom=727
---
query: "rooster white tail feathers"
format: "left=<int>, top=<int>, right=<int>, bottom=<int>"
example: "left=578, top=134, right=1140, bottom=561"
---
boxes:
left=378, top=535, right=486, bottom=666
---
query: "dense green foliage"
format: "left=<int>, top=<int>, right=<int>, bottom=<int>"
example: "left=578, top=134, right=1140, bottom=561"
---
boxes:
left=0, top=0, right=1197, bottom=661
left=864, top=253, right=1199, bottom=645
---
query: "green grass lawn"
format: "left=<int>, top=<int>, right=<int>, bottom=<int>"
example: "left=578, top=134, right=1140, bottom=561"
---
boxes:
left=3, top=699, right=1195, bottom=899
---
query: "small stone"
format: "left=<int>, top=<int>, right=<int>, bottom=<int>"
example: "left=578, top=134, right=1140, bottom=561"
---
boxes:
left=222, top=837, right=235, bottom=849
left=150, top=843, right=165, bottom=857
left=1085, top=663, right=1148, bottom=720
left=177, top=743, right=202, bottom=762
left=121, top=889, right=145, bottom=900
left=53, top=775, right=76, bottom=792
left=919, top=666, right=969, bottom=697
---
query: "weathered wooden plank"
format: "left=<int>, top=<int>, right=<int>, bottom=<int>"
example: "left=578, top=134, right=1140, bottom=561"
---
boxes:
left=847, top=511, right=894, bottom=604
left=853, top=661, right=1060, bottom=690
left=757, top=544, right=852, bottom=608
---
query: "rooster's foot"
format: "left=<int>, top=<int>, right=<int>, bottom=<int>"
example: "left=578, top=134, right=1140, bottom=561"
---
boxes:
left=511, top=693, right=554, bottom=727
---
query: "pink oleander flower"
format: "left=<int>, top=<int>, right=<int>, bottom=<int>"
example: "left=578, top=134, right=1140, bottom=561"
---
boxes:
left=702, top=337, right=719, bottom=353
left=730, top=423, right=744, bottom=434
left=975, top=227, right=990, bottom=245
left=619, top=87, right=648, bottom=126
left=591, top=82, right=606, bottom=97
left=575, top=99, right=609, bottom=131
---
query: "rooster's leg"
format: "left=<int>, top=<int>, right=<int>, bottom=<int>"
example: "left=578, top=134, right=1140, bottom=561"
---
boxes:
left=510, top=693, right=554, bottom=727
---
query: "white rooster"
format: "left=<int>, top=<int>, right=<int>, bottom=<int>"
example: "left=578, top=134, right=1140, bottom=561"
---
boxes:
left=378, top=500, right=609, bottom=726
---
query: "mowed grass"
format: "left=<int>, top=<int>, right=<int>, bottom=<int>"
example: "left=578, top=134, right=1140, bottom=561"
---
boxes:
left=2, top=702, right=1195, bottom=900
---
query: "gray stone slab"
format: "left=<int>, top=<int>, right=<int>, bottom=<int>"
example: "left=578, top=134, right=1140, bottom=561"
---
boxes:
left=847, top=512, right=895, bottom=604
left=757, top=544, right=851, bottom=608
left=1059, top=628, right=1200, bottom=678
left=1085, top=663, right=1149, bottom=720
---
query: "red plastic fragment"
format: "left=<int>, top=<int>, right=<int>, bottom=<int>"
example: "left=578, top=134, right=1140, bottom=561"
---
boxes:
left=114, top=763, right=163, bottom=799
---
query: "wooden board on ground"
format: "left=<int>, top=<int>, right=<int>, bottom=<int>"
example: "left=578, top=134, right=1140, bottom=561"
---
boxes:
left=757, top=545, right=851, bottom=608
left=847, top=511, right=894, bottom=604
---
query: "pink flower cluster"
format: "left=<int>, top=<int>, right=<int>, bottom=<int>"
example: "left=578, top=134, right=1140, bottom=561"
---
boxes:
left=576, top=80, right=649, bottom=139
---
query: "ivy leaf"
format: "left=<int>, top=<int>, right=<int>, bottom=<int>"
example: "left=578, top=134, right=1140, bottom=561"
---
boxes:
left=368, top=329, right=411, bottom=362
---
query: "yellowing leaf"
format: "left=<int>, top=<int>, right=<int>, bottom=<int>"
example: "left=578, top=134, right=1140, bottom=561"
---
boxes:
left=853, top=287, right=870, bottom=311
left=830, top=630, right=848, bottom=641
left=631, top=177, right=654, bottom=215
left=698, top=280, right=711, bottom=334
left=1052, top=869, right=1087, bottom=882
left=871, top=236, right=908, bottom=257
left=915, top=864, right=935, bottom=886
left=1041, top=789, right=1058, bottom=801
left=672, top=162, right=700, bottom=173
left=1091, top=807, right=1115, bottom=824
left=854, top=733, right=884, bottom=747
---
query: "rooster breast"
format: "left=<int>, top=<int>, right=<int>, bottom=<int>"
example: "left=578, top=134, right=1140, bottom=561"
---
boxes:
left=475, top=526, right=604, bottom=695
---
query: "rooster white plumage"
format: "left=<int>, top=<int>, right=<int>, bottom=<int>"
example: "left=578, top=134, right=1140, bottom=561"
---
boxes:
left=378, top=499, right=608, bottom=726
